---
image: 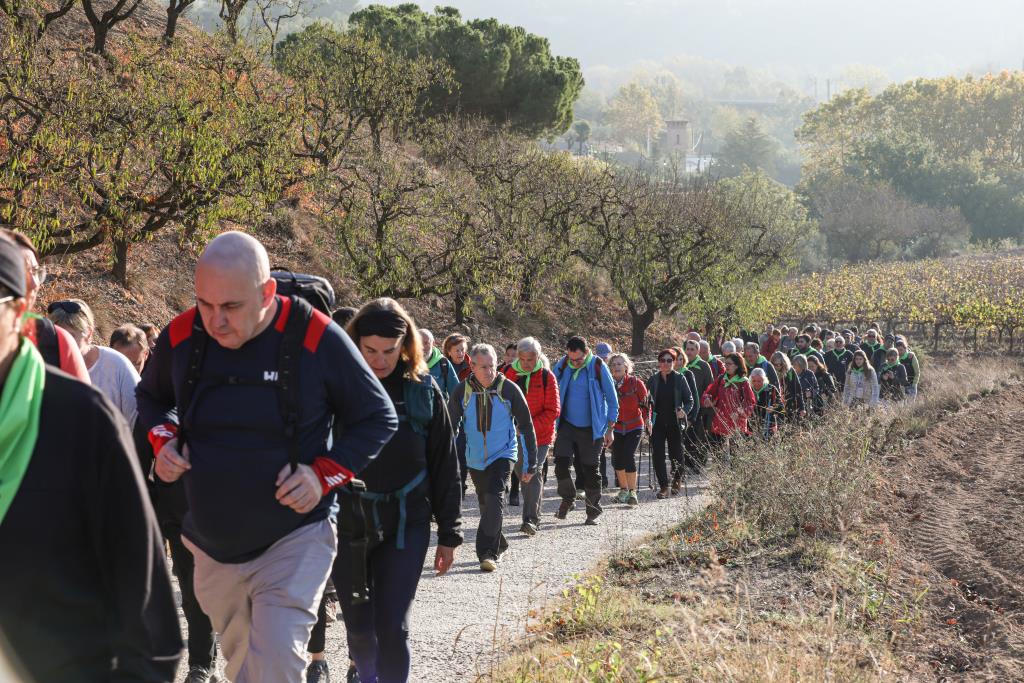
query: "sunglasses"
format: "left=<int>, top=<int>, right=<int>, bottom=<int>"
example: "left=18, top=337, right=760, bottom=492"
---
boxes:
left=47, top=300, right=83, bottom=315
left=658, top=357, right=674, bottom=364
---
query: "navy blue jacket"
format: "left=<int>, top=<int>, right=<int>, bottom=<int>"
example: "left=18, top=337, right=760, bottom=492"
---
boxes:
left=136, top=296, right=398, bottom=563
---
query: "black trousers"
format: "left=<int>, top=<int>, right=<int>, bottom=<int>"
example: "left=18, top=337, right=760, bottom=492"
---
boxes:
left=611, top=430, right=642, bottom=473
left=307, top=578, right=337, bottom=654
left=164, top=527, right=216, bottom=670
left=650, top=420, right=684, bottom=489
left=470, top=459, right=512, bottom=561
left=553, top=423, right=603, bottom=518
left=334, top=523, right=430, bottom=683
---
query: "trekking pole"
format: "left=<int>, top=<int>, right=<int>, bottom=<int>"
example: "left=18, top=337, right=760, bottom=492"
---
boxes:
left=678, top=418, right=689, bottom=503
left=646, top=431, right=654, bottom=490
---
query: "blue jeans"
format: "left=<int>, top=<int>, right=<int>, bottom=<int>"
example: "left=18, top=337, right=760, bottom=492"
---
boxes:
left=334, top=521, right=430, bottom=683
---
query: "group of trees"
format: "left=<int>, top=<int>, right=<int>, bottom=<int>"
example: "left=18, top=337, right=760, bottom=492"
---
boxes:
left=798, top=73, right=1024, bottom=255
left=0, top=0, right=810, bottom=352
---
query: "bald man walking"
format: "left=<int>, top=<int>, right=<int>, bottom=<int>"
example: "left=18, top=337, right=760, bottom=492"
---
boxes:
left=137, top=232, right=398, bottom=683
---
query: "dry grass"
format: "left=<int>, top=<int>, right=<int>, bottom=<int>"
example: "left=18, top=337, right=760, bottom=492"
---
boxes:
left=493, top=358, right=1020, bottom=682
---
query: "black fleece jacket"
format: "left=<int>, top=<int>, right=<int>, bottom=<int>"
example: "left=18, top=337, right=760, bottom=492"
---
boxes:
left=356, top=365, right=463, bottom=548
left=0, top=369, right=183, bottom=683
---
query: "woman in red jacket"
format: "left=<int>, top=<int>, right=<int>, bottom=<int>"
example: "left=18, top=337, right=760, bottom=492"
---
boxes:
left=503, top=336, right=560, bottom=536
left=701, top=353, right=756, bottom=460
left=607, top=353, right=650, bottom=507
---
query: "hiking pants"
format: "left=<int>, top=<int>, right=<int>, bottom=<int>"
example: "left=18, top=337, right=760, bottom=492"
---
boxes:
left=163, top=527, right=217, bottom=671
left=333, top=521, right=430, bottom=683
left=611, top=430, right=642, bottom=474
left=185, top=519, right=336, bottom=683
left=470, top=459, right=512, bottom=561
left=651, top=420, right=684, bottom=489
left=514, top=445, right=548, bottom=526
left=553, top=423, right=603, bottom=519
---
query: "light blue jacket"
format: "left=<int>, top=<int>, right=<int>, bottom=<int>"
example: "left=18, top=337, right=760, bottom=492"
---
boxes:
left=553, top=354, right=619, bottom=442
left=447, top=376, right=538, bottom=472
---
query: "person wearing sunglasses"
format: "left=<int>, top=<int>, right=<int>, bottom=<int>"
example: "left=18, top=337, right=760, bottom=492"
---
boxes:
left=0, top=229, right=90, bottom=383
left=48, top=298, right=141, bottom=426
left=0, top=238, right=183, bottom=683
left=645, top=349, right=694, bottom=499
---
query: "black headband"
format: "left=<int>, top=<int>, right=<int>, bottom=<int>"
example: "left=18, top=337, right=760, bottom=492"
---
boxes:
left=355, top=309, right=408, bottom=338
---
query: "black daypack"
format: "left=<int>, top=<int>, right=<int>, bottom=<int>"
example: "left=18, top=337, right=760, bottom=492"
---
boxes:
left=33, top=315, right=62, bottom=368
left=271, top=270, right=336, bottom=315
left=177, top=295, right=317, bottom=474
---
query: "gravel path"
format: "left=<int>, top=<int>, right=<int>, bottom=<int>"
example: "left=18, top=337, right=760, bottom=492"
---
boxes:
left=174, top=470, right=709, bottom=682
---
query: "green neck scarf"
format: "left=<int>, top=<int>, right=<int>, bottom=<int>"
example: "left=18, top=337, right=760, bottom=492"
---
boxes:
left=569, top=352, right=593, bottom=381
left=754, top=383, right=770, bottom=396
left=723, top=374, right=747, bottom=389
left=899, top=351, right=909, bottom=362
left=0, top=338, right=46, bottom=524
left=511, top=358, right=542, bottom=393
left=851, top=365, right=865, bottom=374
left=755, top=354, right=767, bottom=366
left=685, top=357, right=701, bottom=371
left=881, top=363, right=899, bottom=372
left=426, top=346, right=443, bottom=370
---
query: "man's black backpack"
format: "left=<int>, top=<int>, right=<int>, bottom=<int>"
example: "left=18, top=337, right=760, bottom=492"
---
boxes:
left=271, top=270, right=336, bottom=315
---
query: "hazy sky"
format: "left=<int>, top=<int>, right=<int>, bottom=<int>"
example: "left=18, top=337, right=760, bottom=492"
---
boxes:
left=371, top=0, right=1024, bottom=82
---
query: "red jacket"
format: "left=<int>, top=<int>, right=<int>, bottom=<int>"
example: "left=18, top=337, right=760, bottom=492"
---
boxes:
left=702, top=375, right=756, bottom=437
left=503, top=365, right=561, bottom=446
left=762, top=336, right=780, bottom=359
left=614, top=374, right=650, bottom=433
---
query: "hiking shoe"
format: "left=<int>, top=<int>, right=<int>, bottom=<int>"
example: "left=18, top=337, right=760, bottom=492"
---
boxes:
left=656, top=487, right=669, bottom=499
left=584, top=516, right=600, bottom=526
left=508, top=493, right=521, bottom=506
left=556, top=500, right=572, bottom=519
left=520, top=521, right=538, bottom=536
left=184, top=667, right=218, bottom=683
left=627, top=490, right=639, bottom=506
left=480, top=558, right=498, bottom=572
left=615, top=488, right=630, bottom=504
left=346, top=663, right=360, bottom=683
left=305, top=660, right=329, bottom=683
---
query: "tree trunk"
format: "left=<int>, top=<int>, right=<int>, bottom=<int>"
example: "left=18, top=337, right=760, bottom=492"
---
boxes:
left=454, top=287, right=466, bottom=327
left=164, top=7, right=179, bottom=42
left=629, top=308, right=655, bottom=356
left=519, top=269, right=535, bottom=304
left=111, top=237, right=130, bottom=287
left=92, top=24, right=109, bottom=53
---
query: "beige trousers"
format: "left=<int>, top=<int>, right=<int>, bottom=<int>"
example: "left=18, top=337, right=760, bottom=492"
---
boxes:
left=184, top=519, right=337, bottom=683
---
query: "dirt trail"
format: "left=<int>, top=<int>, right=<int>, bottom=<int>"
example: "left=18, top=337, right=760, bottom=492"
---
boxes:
left=890, top=384, right=1024, bottom=679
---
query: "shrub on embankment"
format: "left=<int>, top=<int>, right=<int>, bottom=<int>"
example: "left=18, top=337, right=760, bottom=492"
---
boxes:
left=496, top=358, right=1018, bottom=682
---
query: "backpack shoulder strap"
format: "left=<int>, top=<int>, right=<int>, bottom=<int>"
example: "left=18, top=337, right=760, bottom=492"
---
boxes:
left=279, top=296, right=313, bottom=473
left=34, top=316, right=61, bottom=367
left=178, top=308, right=209, bottom=449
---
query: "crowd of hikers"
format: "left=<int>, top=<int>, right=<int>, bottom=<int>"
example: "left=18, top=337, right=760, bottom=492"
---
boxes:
left=0, top=229, right=922, bottom=683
